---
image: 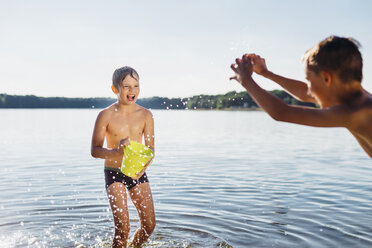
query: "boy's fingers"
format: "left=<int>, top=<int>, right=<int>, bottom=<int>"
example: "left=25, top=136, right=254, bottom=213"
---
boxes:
left=244, top=55, right=254, bottom=64
left=119, top=137, right=131, bottom=147
left=230, top=63, right=238, bottom=72
left=245, top=57, right=252, bottom=65
left=235, top=58, right=242, bottom=66
left=145, top=158, right=153, bottom=167
left=229, top=76, right=237, bottom=81
left=245, top=53, right=256, bottom=59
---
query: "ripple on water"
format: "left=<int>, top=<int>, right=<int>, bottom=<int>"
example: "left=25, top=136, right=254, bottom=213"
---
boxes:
left=1, top=110, right=372, bottom=247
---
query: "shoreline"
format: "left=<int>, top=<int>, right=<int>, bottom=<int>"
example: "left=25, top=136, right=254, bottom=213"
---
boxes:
left=0, top=107, right=262, bottom=111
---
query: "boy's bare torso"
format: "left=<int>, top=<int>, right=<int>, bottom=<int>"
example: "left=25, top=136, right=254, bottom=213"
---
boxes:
left=102, top=103, right=149, bottom=169
left=348, top=92, right=372, bottom=157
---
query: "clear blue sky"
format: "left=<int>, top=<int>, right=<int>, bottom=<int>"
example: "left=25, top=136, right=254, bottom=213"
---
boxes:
left=1, top=0, right=371, bottom=98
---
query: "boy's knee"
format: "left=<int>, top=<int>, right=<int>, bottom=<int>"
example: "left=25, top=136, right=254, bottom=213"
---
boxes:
left=143, top=220, right=156, bottom=235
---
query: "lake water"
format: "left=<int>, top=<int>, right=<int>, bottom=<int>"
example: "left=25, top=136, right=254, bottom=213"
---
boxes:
left=0, top=109, right=371, bottom=248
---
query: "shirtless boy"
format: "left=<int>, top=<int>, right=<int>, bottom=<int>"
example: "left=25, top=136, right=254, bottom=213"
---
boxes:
left=91, top=66, right=155, bottom=247
left=230, top=36, right=372, bottom=158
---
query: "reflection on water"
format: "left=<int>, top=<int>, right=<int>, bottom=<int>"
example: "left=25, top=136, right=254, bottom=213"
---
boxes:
left=0, top=109, right=371, bottom=247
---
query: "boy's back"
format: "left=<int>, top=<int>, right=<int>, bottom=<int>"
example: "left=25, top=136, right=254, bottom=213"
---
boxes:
left=347, top=94, right=372, bottom=157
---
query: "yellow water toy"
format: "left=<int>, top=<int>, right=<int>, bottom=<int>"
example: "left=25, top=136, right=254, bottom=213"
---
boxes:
left=121, top=141, right=154, bottom=177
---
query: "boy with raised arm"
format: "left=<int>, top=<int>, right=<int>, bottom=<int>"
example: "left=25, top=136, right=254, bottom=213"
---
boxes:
left=230, top=36, right=372, bottom=158
left=91, top=66, right=156, bottom=247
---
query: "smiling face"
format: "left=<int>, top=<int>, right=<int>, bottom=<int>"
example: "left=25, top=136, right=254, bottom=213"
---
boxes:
left=115, top=75, right=140, bottom=105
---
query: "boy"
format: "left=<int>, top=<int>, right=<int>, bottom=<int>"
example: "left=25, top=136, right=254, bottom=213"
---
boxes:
left=91, top=66, right=156, bottom=247
left=230, top=36, right=372, bottom=158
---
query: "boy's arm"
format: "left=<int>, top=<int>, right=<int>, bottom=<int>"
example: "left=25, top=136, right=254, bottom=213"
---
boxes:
left=91, top=111, right=125, bottom=159
left=249, top=54, right=316, bottom=103
left=143, top=110, right=155, bottom=153
left=133, top=110, right=155, bottom=179
left=230, top=56, right=352, bottom=128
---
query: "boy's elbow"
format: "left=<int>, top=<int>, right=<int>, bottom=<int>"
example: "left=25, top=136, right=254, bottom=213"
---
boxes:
left=271, top=114, right=281, bottom=121
left=268, top=109, right=288, bottom=122
left=91, top=147, right=98, bottom=158
left=267, top=111, right=283, bottom=121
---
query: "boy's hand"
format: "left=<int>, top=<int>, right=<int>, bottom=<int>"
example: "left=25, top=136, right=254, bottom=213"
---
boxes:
left=131, top=158, right=153, bottom=180
left=230, top=54, right=254, bottom=84
left=132, top=168, right=145, bottom=180
left=116, top=137, right=130, bottom=155
left=249, top=54, right=269, bottom=76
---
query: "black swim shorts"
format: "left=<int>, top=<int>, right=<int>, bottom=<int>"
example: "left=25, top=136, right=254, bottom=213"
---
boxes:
left=104, top=167, right=149, bottom=190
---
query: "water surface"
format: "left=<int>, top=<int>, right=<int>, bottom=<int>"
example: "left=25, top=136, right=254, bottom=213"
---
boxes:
left=0, top=109, right=371, bottom=247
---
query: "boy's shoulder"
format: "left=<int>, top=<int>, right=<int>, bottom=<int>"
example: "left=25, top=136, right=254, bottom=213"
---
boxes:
left=348, top=92, right=372, bottom=127
left=98, top=103, right=117, bottom=115
left=134, top=104, right=153, bottom=118
left=95, top=103, right=120, bottom=123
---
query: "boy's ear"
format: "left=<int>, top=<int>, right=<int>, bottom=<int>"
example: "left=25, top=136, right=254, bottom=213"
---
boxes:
left=320, top=71, right=332, bottom=86
left=111, top=85, right=118, bottom=94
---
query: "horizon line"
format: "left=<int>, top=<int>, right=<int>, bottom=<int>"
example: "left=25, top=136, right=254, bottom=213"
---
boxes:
left=0, top=88, right=287, bottom=99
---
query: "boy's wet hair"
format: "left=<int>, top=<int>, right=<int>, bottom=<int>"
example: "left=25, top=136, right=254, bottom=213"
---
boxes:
left=112, top=66, right=139, bottom=90
left=303, top=36, right=363, bottom=83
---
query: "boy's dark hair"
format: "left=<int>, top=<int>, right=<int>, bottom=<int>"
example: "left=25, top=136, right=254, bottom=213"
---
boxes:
left=112, top=66, right=139, bottom=90
left=303, top=36, right=363, bottom=83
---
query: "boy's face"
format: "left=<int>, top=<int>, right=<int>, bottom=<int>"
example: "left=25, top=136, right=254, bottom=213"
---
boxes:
left=116, top=75, right=140, bottom=105
left=305, top=66, right=328, bottom=107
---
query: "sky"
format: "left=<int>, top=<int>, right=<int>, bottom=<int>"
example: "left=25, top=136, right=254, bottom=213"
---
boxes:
left=0, top=0, right=372, bottom=98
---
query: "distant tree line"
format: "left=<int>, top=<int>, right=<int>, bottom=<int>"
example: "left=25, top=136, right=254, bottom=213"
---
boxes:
left=0, top=91, right=315, bottom=109
left=138, top=90, right=315, bottom=109
left=0, top=94, right=115, bottom=108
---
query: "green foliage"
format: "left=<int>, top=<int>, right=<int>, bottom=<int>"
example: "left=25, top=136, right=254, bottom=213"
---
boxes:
left=0, top=90, right=316, bottom=109
left=0, top=94, right=115, bottom=108
left=137, top=97, right=187, bottom=109
left=186, top=94, right=219, bottom=109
